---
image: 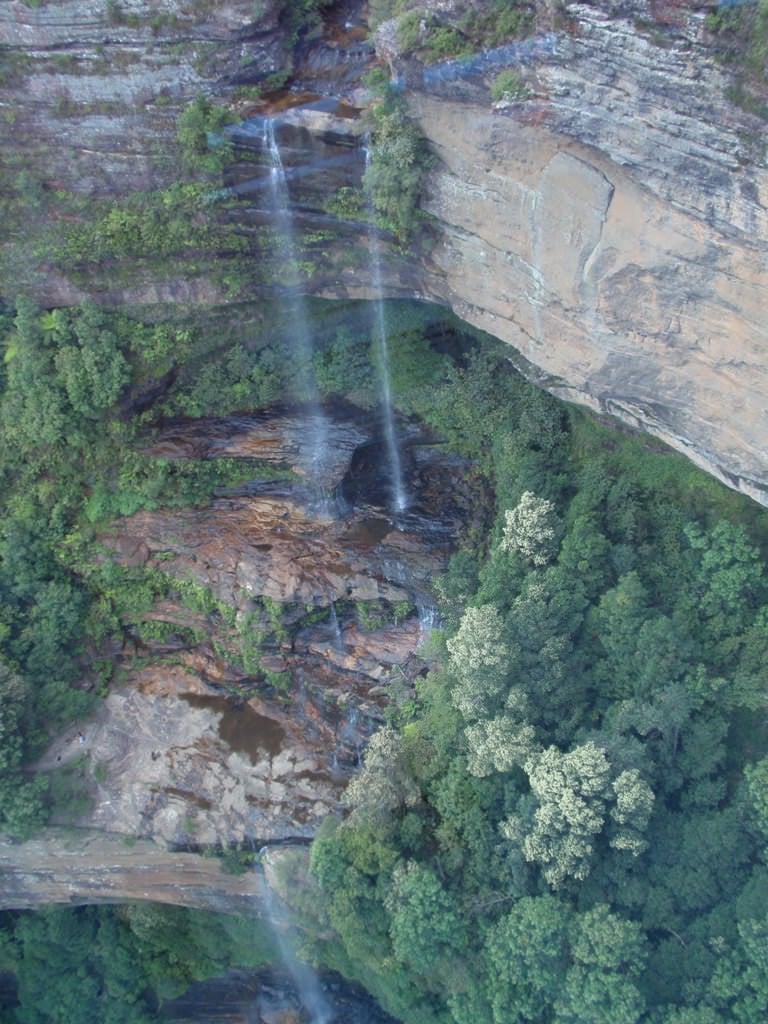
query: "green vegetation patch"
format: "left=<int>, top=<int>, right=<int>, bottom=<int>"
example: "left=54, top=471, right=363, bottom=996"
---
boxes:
left=392, top=1, right=535, bottom=63
left=490, top=68, right=530, bottom=103
left=362, top=77, right=433, bottom=243
left=0, top=903, right=277, bottom=1021
left=706, top=0, right=768, bottom=118
left=286, top=333, right=768, bottom=1024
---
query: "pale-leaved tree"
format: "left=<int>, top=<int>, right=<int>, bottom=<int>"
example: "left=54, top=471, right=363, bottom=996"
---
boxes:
left=500, top=491, right=560, bottom=567
left=502, top=742, right=654, bottom=887
left=342, top=725, right=420, bottom=825
left=465, top=716, right=537, bottom=777
left=446, top=603, right=511, bottom=720
left=609, top=769, right=655, bottom=855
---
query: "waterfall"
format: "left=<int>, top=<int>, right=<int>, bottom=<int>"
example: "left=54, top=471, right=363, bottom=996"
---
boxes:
left=363, top=145, right=409, bottom=514
left=340, top=706, right=363, bottom=767
left=263, top=119, right=330, bottom=494
left=416, top=599, right=440, bottom=645
left=328, top=602, right=344, bottom=653
left=260, top=857, right=333, bottom=1024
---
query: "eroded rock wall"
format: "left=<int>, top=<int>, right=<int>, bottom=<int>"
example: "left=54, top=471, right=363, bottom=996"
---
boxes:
left=397, top=3, right=768, bottom=504
left=0, top=828, right=259, bottom=912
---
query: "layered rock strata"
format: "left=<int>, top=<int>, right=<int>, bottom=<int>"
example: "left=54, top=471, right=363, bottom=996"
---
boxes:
left=0, top=828, right=260, bottom=912
left=405, top=3, right=768, bottom=505
left=3, top=1, right=766, bottom=500
left=36, top=408, right=464, bottom=847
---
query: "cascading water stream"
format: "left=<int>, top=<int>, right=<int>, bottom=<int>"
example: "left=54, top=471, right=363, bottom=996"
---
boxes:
left=263, top=119, right=331, bottom=501
left=416, top=599, right=440, bottom=646
left=259, top=857, right=333, bottom=1024
left=328, top=602, right=344, bottom=653
left=363, top=145, right=409, bottom=515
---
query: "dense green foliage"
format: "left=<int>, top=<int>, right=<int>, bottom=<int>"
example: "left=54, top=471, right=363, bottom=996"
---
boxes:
left=490, top=69, right=529, bottom=103
left=1, top=269, right=766, bottom=1022
left=176, top=97, right=237, bottom=175
left=370, top=0, right=533, bottom=54
left=363, top=82, right=433, bottom=243
left=396, top=1, right=534, bottom=61
left=0, top=297, right=301, bottom=836
left=0, top=904, right=276, bottom=1022
left=706, top=0, right=768, bottom=117
left=281, top=342, right=768, bottom=1024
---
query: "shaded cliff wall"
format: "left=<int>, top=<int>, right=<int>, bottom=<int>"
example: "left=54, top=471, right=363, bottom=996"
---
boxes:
left=0, top=0, right=286, bottom=194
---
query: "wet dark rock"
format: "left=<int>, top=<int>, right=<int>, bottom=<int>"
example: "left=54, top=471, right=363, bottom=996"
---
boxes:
left=161, top=967, right=397, bottom=1024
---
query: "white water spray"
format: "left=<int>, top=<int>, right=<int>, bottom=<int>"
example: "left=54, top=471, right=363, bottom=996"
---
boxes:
left=264, top=119, right=330, bottom=489
left=363, top=145, right=408, bottom=514
left=260, top=854, right=333, bottom=1024
left=328, top=603, right=344, bottom=653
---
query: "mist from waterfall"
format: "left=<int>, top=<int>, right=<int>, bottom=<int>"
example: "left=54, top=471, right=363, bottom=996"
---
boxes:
left=260, top=862, right=333, bottom=1024
left=328, top=602, right=344, bottom=653
left=363, top=145, right=409, bottom=515
left=264, top=119, right=330, bottom=493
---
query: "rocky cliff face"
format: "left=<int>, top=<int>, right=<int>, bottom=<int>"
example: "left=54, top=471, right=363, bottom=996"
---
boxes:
left=2, top=0, right=764, bottom=502
left=25, top=405, right=469, bottom=855
left=2, top=0, right=767, bottom=908
left=0, top=828, right=260, bottom=912
left=399, top=3, right=768, bottom=506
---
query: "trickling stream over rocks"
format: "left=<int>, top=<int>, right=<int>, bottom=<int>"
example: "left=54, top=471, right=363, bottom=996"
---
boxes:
left=63, top=403, right=475, bottom=848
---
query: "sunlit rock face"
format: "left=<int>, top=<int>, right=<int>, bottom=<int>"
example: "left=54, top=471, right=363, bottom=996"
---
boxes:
left=393, top=3, right=768, bottom=505
left=0, top=829, right=262, bottom=912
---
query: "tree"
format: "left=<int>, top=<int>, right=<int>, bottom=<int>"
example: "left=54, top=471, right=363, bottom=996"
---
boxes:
left=465, top=715, right=536, bottom=777
left=500, top=491, right=561, bottom=567
left=176, top=96, right=235, bottom=174
left=0, top=659, right=48, bottom=839
left=342, top=726, right=420, bottom=825
left=504, top=743, right=653, bottom=887
left=709, top=915, right=768, bottom=1023
left=569, top=904, right=647, bottom=975
left=609, top=769, right=655, bottom=855
left=684, top=520, right=764, bottom=639
left=553, top=965, right=645, bottom=1024
left=385, top=861, right=464, bottom=971
left=363, top=89, right=432, bottom=241
left=447, top=604, right=512, bottom=720
left=483, top=894, right=570, bottom=1023
left=54, top=303, right=129, bottom=417
left=552, top=905, right=647, bottom=1023
left=505, top=742, right=613, bottom=887
left=746, top=758, right=768, bottom=838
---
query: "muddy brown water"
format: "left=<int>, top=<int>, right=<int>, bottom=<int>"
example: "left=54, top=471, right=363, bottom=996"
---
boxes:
left=343, top=516, right=392, bottom=546
left=180, top=693, right=285, bottom=762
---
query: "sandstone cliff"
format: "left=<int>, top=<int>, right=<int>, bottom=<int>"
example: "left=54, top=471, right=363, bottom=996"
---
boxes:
left=400, top=3, right=768, bottom=506
left=15, top=405, right=468, bottom=857
left=0, top=827, right=259, bottom=912
left=1, top=0, right=764, bottom=503
left=2, top=0, right=767, bottom=911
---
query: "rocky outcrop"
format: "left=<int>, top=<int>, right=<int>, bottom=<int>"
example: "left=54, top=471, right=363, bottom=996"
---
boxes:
left=2, top=0, right=765, bottom=919
left=104, top=489, right=451, bottom=606
left=3, top=0, right=765, bottom=501
left=146, top=405, right=371, bottom=486
left=34, top=406, right=466, bottom=848
left=45, top=663, right=345, bottom=845
left=0, top=0, right=288, bottom=194
left=0, top=828, right=260, bottom=912
left=394, top=5, right=768, bottom=505
left=161, top=967, right=397, bottom=1024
